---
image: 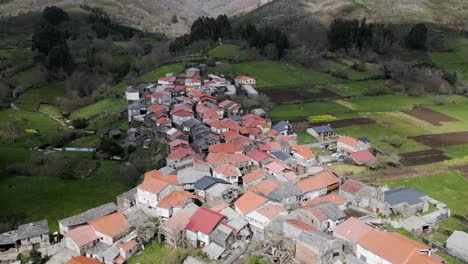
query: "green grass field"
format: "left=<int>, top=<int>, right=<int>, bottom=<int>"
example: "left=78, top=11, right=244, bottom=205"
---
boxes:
left=215, top=60, right=338, bottom=88
left=385, top=171, right=468, bottom=215
left=0, top=146, right=31, bottom=170
left=327, top=60, right=384, bottom=81
left=0, top=175, right=131, bottom=232
left=325, top=80, right=397, bottom=97
left=138, top=63, right=184, bottom=82
left=38, top=104, right=62, bottom=119
left=296, top=131, right=318, bottom=144
left=430, top=38, right=468, bottom=85
left=208, top=44, right=247, bottom=60
left=16, top=81, right=66, bottom=111
left=0, top=109, right=61, bottom=147
left=69, top=98, right=126, bottom=121
left=65, top=135, right=101, bottom=148
left=269, top=101, right=349, bottom=120
left=13, top=68, right=37, bottom=89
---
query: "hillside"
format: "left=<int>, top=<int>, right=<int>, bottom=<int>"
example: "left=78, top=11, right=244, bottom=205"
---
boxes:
left=0, top=0, right=272, bottom=36
left=236, top=0, right=468, bottom=29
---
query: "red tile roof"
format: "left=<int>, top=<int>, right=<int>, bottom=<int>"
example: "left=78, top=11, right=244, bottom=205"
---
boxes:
left=67, top=256, right=103, bottom=264
left=358, top=229, right=443, bottom=264
left=334, top=217, right=373, bottom=243
left=243, top=169, right=265, bottom=184
left=297, top=171, right=339, bottom=193
left=234, top=191, right=268, bottom=215
left=138, top=170, right=179, bottom=194
left=291, top=144, right=315, bottom=159
left=167, top=147, right=195, bottom=161
left=338, top=136, right=360, bottom=147
left=207, top=153, right=250, bottom=167
left=157, top=191, right=195, bottom=209
left=89, top=213, right=132, bottom=239
left=186, top=208, right=225, bottom=234
left=351, top=150, right=376, bottom=164
left=208, top=142, right=244, bottom=153
left=214, top=165, right=241, bottom=177
left=340, top=179, right=365, bottom=195
left=264, top=161, right=291, bottom=174
left=303, top=193, right=347, bottom=206
left=248, top=179, right=280, bottom=196
left=285, top=219, right=317, bottom=232
left=120, top=239, right=138, bottom=251
left=256, top=203, right=287, bottom=220
left=246, top=150, right=271, bottom=163
left=64, top=225, right=99, bottom=248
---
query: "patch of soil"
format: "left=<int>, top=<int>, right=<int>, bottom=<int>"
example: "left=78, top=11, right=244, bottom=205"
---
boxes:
left=400, top=149, right=451, bottom=166
left=403, top=105, right=458, bottom=126
left=410, top=132, right=468, bottom=148
left=456, top=165, right=468, bottom=178
left=263, top=88, right=341, bottom=103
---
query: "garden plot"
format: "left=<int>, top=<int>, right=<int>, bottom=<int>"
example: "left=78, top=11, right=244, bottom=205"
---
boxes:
left=411, top=132, right=468, bottom=148
left=399, top=149, right=451, bottom=166
left=403, top=105, right=458, bottom=126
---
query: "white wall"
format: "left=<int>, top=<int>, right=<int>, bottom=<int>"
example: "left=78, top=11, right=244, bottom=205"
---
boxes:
left=356, top=244, right=391, bottom=264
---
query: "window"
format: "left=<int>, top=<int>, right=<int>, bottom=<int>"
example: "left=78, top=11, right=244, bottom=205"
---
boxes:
left=360, top=255, right=366, bottom=262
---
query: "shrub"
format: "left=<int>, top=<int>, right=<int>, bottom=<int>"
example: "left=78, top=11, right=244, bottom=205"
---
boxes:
left=72, top=118, right=88, bottom=129
left=364, top=86, right=390, bottom=96
left=331, top=70, right=349, bottom=80
left=379, top=135, right=404, bottom=148
left=6, top=163, right=32, bottom=176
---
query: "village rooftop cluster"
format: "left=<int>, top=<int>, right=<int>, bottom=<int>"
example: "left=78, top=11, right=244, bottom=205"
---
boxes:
left=0, top=66, right=466, bottom=264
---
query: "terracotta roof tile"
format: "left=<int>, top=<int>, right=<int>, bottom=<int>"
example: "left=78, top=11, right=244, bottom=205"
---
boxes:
left=358, top=229, right=443, bottom=264
left=248, top=179, right=280, bottom=196
left=67, top=256, right=103, bottom=264
left=89, top=213, right=132, bottom=239
left=120, top=239, right=138, bottom=251
left=243, top=169, right=265, bottom=184
left=340, top=179, right=365, bottom=195
left=297, top=171, right=339, bottom=193
left=214, top=165, right=241, bottom=177
left=209, top=142, right=244, bottom=153
left=303, top=193, right=347, bottom=206
left=338, top=136, right=360, bottom=147
left=64, top=225, right=99, bottom=248
left=157, top=191, right=195, bottom=209
left=334, top=217, right=373, bottom=243
left=256, top=203, right=287, bottom=220
left=264, top=161, right=291, bottom=174
left=285, top=219, right=317, bottom=232
left=234, top=191, right=268, bottom=215
left=207, top=153, right=250, bottom=167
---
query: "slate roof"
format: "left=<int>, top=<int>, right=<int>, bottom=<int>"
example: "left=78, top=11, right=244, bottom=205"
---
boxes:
left=269, top=151, right=290, bottom=162
left=194, top=176, right=229, bottom=190
left=268, top=181, right=302, bottom=202
left=447, top=231, right=468, bottom=251
left=311, top=125, right=334, bottom=133
left=18, top=220, right=48, bottom=240
left=0, top=230, right=18, bottom=245
left=384, top=187, right=427, bottom=206
left=272, top=121, right=289, bottom=132
left=298, top=231, right=334, bottom=248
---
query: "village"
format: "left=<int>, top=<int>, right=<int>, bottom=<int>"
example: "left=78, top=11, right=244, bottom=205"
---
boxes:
left=0, top=66, right=466, bottom=264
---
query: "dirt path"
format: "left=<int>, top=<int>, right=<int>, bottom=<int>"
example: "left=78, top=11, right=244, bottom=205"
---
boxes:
left=352, top=166, right=450, bottom=184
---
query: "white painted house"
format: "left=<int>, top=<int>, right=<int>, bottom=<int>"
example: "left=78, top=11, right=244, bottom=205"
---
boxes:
left=125, top=87, right=140, bottom=102
left=337, top=136, right=369, bottom=154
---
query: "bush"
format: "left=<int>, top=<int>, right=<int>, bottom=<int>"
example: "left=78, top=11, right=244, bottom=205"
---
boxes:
left=380, top=135, right=404, bottom=148
left=364, top=86, right=390, bottom=96
left=6, top=163, right=32, bottom=176
left=72, top=118, right=89, bottom=129
left=331, top=70, right=349, bottom=80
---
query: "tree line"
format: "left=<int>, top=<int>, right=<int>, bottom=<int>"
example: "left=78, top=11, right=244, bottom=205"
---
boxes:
left=170, top=15, right=290, bottom=59
left=328, top=18, right=428, bottom=53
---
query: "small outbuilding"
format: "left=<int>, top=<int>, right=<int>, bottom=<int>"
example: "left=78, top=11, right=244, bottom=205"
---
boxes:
left=307, top=126, right=335, bottom=140
left=446, top=231, right=468, bottom=262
